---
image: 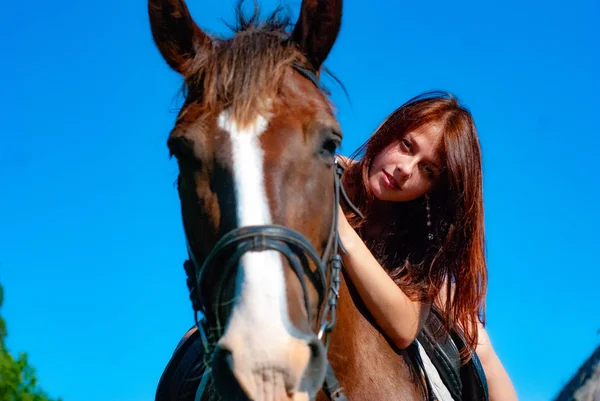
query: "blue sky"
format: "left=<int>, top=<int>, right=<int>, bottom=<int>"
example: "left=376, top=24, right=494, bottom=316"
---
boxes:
left=1, top=0, right=598, bottom=400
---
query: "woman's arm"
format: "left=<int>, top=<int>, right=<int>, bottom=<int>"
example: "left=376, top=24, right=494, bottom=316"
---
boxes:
left=337, top=206, right=431, bottom=349
left=476, top=323, right=519, bottom=401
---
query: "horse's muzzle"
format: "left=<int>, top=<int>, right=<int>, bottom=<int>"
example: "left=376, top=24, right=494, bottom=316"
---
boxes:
left=212, top=334, right=327, bottom=401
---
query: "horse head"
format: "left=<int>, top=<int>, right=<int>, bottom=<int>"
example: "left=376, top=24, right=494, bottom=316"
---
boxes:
left=149, top=0, right=344, bottom=399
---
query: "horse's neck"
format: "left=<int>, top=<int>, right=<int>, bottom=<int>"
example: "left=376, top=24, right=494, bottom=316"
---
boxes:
left=320, top=272, right=424, bottom=401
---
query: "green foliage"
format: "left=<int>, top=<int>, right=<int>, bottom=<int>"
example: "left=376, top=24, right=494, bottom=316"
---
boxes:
left=0, top=283, right=62, bottom=401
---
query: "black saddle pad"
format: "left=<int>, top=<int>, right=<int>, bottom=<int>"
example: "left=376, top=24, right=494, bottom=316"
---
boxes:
left=155, top=327, right=206, bottom=401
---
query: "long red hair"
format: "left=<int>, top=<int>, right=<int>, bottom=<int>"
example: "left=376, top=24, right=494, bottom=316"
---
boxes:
left=342, top=91, right=487, bottom=358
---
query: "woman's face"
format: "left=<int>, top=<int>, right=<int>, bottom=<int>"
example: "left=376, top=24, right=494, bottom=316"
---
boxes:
left=369, top=125, right=444, bottom=202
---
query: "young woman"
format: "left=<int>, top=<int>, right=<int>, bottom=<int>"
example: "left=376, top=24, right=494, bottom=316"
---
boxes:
left=336, top=90, right=517, bottom=401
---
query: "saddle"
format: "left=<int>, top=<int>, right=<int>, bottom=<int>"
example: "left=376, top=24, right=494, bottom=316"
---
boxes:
left=154, top=309, right=488, bottom=401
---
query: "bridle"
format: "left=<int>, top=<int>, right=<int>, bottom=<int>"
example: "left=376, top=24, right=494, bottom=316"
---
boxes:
left=183, top=158, right=362, bottom=351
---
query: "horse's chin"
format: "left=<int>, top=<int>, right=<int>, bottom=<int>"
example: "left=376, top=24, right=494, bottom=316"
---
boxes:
left=245, top=371, right=311, bottom=401
left=211, top=337, right=325, bottom=401
left=213, top=366, right=313, bottom=401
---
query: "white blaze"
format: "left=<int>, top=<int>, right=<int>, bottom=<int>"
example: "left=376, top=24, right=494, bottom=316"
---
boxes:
left=217, top=109, right=310, bottom=362
left=220, top=111, right=271, bottom=227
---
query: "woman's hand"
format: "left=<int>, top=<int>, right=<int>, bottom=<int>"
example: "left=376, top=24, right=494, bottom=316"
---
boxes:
left=337, top=204, right=358, bottom=252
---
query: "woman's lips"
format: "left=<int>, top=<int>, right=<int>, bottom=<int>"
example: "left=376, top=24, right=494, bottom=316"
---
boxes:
left=382, top=170, right=400, bottom=190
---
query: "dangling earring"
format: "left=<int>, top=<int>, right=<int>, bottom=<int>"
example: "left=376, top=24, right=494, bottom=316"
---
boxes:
left=425, top=194, right=433, bottom=241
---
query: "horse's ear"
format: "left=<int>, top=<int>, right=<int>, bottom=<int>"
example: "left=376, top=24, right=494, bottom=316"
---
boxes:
left=148, top=0, right=212, bottom=75
left=291, top=0, right=343, bottom=71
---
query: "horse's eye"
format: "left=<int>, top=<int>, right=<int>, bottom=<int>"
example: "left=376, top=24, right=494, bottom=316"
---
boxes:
left=167, top=136, right=202, bottom=169
left=319, top=132, right=341, bottom=161
left=323, top=138, right=339, bottom=155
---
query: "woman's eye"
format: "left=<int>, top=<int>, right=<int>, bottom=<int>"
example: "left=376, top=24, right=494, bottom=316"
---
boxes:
left=421, top=164, right=435, bottom=178
left=400, top=139, right=412, bottom=152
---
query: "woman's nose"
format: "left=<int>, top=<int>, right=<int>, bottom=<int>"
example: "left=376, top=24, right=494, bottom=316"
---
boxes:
left=396, top=160, right=417, bottom=180
left=396, top=166, right=410, bottom=181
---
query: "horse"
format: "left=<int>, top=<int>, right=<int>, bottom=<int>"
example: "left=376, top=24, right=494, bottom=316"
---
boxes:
left=148, top=1, right=489, bottom=400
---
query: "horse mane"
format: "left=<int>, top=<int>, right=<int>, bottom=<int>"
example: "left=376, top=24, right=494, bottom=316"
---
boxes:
left=181, top=1, right=317, bottom=126
left=226, top=0, right=293, bottom=34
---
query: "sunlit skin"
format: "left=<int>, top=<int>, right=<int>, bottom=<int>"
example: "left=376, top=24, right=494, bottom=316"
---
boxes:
left=368, top=124, right=443, bottom=202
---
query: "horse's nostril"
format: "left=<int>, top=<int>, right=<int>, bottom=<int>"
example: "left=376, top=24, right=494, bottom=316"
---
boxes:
left=212, top=346, right=251, bottom=401
left=214, top=346, right=234, bottom=372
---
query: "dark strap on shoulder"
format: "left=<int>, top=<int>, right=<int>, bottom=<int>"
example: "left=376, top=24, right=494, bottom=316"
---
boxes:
left=406, top=341, right=442, bottom=401
left=451, top=331, right=489, bottom=401
left=417, top=308, right=489, bottom=401
left=418, top=309, right=463, bottom=400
